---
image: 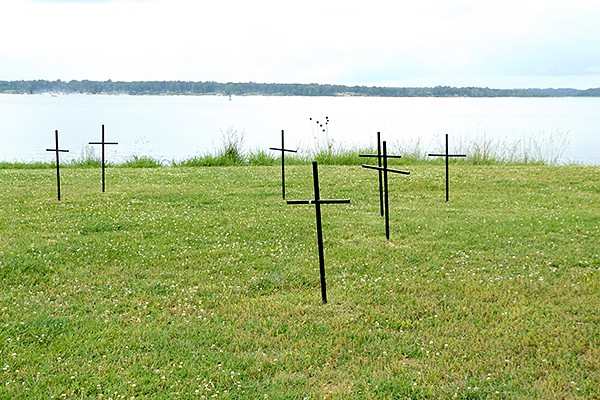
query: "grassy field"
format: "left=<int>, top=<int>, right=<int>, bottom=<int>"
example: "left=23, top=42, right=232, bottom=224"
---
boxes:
left=0, top=163, right=598, bottom=399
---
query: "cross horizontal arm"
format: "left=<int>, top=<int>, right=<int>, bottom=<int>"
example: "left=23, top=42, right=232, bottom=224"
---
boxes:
left=287, top=199, right=350, bottom=205
left=89, top=141, right=119, bottom=145
left=359, top=154, right=403, bottom=159
left=46, top=149, right=69, bottom=152
left=319, top=199, right=350, bottom=204
left=287, top=199, right=311, bottom=205
left=362, top=164, right=410, bottom=175
left=269, top=147, right=297, bottom=153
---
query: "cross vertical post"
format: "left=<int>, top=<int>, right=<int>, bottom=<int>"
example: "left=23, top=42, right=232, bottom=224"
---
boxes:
left=362, top=141, right=410, bottom=240
left=89, top=124, right=118, bottom=192
left=428, top=134, right=467, bottom=201
left=46, top=130, right=69, bottom=201
left=312, top=162, right=327, bottom=303
left=383, top=141, right=390, bottom=240
left=269, top=130, right=297, bottom=199
left=287, top=161, right=350, bottom=304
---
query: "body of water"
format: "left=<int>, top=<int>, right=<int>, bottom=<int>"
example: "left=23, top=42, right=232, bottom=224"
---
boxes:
left=0, top=94, right=598, bottom=165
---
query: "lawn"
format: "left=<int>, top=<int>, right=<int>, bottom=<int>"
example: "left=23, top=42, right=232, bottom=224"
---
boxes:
left=0, top=164, right=598, bottom=399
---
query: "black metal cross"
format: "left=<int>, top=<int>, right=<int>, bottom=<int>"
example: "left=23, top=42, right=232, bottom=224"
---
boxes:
left=46, top=130, right=69, bottom=201
left=359, top=132, right=403, bottom=217
left=287, top=161, right=350, bottom=304
left=362, top=141, right=410, bottom=240
left=269, top=129, right=297, bottom=199
left=428, top=134, right=467, bottom=201
left=88, top=124, right=118, bottom=192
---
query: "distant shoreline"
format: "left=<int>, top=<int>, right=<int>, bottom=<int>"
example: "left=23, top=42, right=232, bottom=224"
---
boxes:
left=1, top=80, right=599, bottom=97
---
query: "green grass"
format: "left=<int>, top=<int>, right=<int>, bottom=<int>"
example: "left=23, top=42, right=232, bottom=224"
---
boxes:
left=0, top=164, right=598, bottom=399
left=0, top=161, right=56, bottom=170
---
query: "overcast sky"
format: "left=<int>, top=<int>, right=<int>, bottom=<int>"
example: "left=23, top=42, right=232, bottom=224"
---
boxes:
left=2, top=0, right=599, bottom=89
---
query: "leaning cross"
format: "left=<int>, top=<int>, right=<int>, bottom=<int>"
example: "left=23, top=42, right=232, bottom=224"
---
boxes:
left=46, top=130, right=69, bottom=201
left=269, top=129, right=297, bottom=199
left=428, top=134, right=467, bottom=201
left=287, top=161, right=350, bottom=304
left=359, top=132, right=403, bottom=217
left=362, top=141, right=410, bottom=240
left=88, top=124, right=118, bottom=192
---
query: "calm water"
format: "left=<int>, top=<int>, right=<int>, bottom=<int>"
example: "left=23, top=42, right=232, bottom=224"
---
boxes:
left=0, top=94, right=598, bottom=165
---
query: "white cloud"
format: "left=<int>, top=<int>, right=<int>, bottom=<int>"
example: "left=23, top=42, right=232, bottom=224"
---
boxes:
left=1, top=0, right=599, bottom=87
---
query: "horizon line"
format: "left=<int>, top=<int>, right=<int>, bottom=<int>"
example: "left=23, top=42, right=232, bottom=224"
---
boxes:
left=2, top=79, right=599, bottom=92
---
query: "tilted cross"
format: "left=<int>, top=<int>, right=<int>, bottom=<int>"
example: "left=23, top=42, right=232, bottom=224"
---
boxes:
left=287, top=161, right=350, bottom=304
left=46, top=130, right=69, bottom=201
left=269, top=130, right=297, bottom=199
left=428, top=134, right=467, bottom=201
left=359, top=132, right=403, bottom=217
left=88, top=124, right=118, bottom=192
left=362, top=141, right=410, bottom=240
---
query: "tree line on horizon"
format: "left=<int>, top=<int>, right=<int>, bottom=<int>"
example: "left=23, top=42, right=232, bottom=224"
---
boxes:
left=1, top=79, right=599, bottom=97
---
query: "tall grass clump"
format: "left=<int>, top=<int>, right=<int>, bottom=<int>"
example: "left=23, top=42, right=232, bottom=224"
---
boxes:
left=390, top=137, right=429, bottom=164
left=68, top=145, right=102, bottom=168
left=0, top=161, right=54, bottom=169
left=120, top=155, right=163, bottom=168
left=173, top=128, right=248, bottom=167
left=305, top=134, right=368, bottom=165
left=417, top=131, right=570, bottom=166
left=530, top=129, right=569, bottom=165
left=462, top=130, right=569, bottom=165
left=0, top=130, right=576, bottom=169
left=312, top=147, right=367, bottom=165
left=217, top=127, right=246, bottom=165
left=247, top=149, right=278, bottom=166
left=172, top=155, right=215, bottom=167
